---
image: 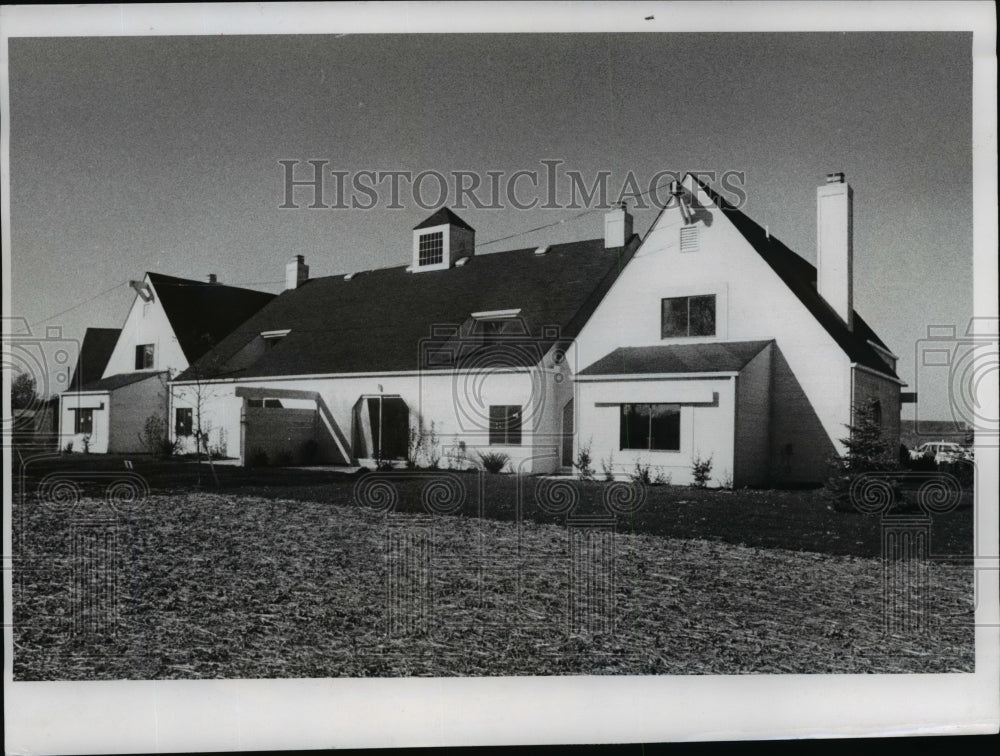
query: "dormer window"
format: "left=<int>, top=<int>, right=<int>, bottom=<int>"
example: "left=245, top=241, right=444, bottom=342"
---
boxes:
left=412, top=208, right=475, bottom=272
left=418, top=231, right=444, bottom=266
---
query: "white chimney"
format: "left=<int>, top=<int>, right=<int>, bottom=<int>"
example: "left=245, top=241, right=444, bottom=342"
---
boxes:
left=285, top=255, right=309, bottom=290
left=816, top=173, right=853, bottom=329
left=604, top=201, right=634, bottom=248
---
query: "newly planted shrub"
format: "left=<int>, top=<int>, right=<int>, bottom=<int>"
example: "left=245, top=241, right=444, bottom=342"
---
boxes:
left=691, top=455, right=713, bottom=488
left=573, top=439, right=595, bottom=481
left=477, top=451, right=510, bottom=474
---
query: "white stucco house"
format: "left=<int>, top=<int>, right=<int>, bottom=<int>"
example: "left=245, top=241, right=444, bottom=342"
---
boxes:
left=59, top=273, right=274, bottom=454
left=172, top=174, right=902, bottom=485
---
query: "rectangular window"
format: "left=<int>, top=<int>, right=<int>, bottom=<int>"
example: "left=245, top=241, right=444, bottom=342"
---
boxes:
left=418, top=231, right=444, bottom=266
left=661, top=295, right=716, bottom=338
left=619, top=404, right=680, bottom=451
left=175, top=407, right=193, bottom=436
left=135, top=343, right=155, bottom=369
left=489, top=405, right=522, bottom=445
left=75, top=408, right=94, bottom=435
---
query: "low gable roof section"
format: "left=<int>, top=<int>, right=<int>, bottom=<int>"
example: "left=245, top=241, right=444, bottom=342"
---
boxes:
left=76, top=370, right=169, bottom=393
left=146, top=273, right=276, bottom=363
left=579, top=341, right=773, bottom=377
left=693, top=178, right=898, bottom=378
left=67, top=327, right=121, bottom=390
left=179, top=235, right=641, bottom=381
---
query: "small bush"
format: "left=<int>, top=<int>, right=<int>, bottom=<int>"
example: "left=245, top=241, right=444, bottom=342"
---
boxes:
left=691, top=454, right=713, bottom=488
left=600, top=453, right=615, bottom=482
left=629, top=458, right=653, bottom=485
left=81, top=434, right=92, bottom=454
left=64, top=440, right=74, bottom=453
left=573, top=439, right=595, bottom=481
left=159, top=437, right=179, bottom=458
left=477, top=451, right=510, bottom=474
left=652, top=467, right=671, bottom=486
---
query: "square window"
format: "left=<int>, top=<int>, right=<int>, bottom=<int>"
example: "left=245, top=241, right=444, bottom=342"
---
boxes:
left=135, top=344, right=155, bottom=369
left=175, top=407, right=193, bottom=436
left=418, top=231, right=444, bottom=266
left=661, top=295, right=716, bottom=338
left=489, top=405, right=522, bottom=446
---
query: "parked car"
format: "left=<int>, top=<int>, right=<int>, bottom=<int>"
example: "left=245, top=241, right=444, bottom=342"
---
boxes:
left=909, top=441, right=968, bottom=463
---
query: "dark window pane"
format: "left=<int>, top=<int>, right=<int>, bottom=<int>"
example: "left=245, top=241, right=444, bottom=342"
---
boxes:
left=246, top=398, right=263, bottom=408
left=689, top=295, right=716, bottom=336
left=620, top=403, right=650, bottom=450
left=661, top=298, right=688, bottom=338
left=418, top=231, right=444, bottom=266
left=489, top=405, right=522, bottom=445
left=649, top=405, right=681, bottom=450
left=263, top=398, right=284, bottom=408
left=75, top=409, right=93, bottom=434
left=175, top=408, right=193, bottom=436
left=506, top=406, right=522, bottom=445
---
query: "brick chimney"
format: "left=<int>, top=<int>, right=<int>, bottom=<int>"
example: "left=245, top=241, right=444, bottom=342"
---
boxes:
left=816, top=173, right=853, bottom=329
left=285, top=255, right=309, bottom=290
left=604, top=201, right=633, bottom=248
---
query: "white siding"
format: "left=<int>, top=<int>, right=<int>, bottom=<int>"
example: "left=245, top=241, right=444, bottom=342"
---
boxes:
left=102, top=275, right=189, bottom=378
left=172, top=363, right=567, bottom=473
left=571, top=176, right=852, bottom=483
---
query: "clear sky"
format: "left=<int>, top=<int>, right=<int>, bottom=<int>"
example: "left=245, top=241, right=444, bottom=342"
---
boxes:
left=7, top=31, right=974, bottom=416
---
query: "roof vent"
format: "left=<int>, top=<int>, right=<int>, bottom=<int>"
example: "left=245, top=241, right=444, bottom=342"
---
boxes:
left=455, top=257, right=470, bottom=267
left=534, top=245, right=549, bottom=256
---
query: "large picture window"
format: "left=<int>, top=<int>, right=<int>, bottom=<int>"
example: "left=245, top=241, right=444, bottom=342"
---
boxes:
left=620, top=404, right=680, bottom=451
left=418, top=231, right=444, bottom=266
left=661, top=294, right=716, bottom=338
left=489, top=405, right=522, bottom=446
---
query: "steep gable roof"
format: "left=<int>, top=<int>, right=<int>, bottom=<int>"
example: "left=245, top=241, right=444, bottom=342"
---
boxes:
left=179, top=236, right=640, bottom=381
left=146, top=273, right=276, bottom=363
left=413, top=207, right=474, bottom=232
left=580, top=341, right=773, bottom=376
left=693, top=177, right=897, bottom=378
left=67, top=327, right=121, bottom=390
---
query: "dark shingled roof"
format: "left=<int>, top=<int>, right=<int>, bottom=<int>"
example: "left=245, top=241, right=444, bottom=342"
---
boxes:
left=67, top=327, right=121, bottom=390
left=179, top=236, right=640, bottom=381
left=693, top=177, right=897, bottom=377
left=78, top=371, right=168, bottom=392
left=580, top=341, right=773, bottom=377
left=413, top=207, right=474, bottom=232
left=147, top=273, right=276, bottom=363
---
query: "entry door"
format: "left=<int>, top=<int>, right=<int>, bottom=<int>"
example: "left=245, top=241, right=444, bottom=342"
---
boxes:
left=561, top=399, right=574, bottom=467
